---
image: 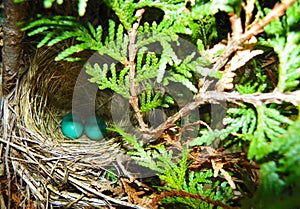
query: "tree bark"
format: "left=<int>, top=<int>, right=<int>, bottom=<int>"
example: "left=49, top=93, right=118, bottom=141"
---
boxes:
left=1, top=0, right=27, bottom=96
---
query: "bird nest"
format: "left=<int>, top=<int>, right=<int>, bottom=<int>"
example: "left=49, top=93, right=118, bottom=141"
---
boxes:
left=3, top=46, right=142, bottom=208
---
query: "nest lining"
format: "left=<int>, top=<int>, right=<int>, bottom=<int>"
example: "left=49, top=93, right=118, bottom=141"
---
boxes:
left=7, top=46, right=139, bottom=208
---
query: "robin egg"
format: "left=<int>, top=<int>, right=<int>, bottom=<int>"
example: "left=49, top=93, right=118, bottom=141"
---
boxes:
left=61, top=113, right=83, bottom=139
left=84, top=116, right=107, bottom=140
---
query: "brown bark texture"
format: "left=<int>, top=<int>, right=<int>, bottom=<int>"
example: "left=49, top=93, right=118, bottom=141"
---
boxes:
left=1, top=0, right=27, bottom=96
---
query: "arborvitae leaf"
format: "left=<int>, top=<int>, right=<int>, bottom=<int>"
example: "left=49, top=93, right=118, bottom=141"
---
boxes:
left=167, top=73, right=198, bottom=93
left=63, top=57, right=82, bottom=62
left=23, top=15, right=105, bottom=60
left=286, top=0, right=300, bottom=27
left=119, top=66, right=130, bottom=83
left=55, top=43, right=87, bottom=61
left=261, top=161, right=286, bottom=194
left=86, top=63, right=130, bottom=98
left=96, top=25, right=103, bottom=41
left=248, top=130, right=270, bottom=160
left=27, top=26, right=52, bottom=36
left=116, top=24, right=124, bottom=46
left=140, top=83, right=163, bottom=113
left=47, top=31, right=77, bottom=46
left=103, top=0, right=136, bottom=30
left=275, top=33, right=300, bottom=91
left=136, top=52, right=159, bottom=82
left=185, top=170, right=213, bottom=194
left=278, top=119, right=300, bottom=182
left=87, top=22, right=96, bottom=39
left=191, top=107, right=256, bottom=146
left=107, top=20, right=116, bottom=44
left=108, top=124, right=141, bottom=149
left=37, top=31, right=57, bottom=48
left=248, top=104, right=293, bottom=160
left=263, top=1, right=300, bottom=92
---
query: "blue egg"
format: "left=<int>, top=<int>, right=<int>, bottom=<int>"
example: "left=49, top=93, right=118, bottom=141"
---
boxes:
left=84, top=116, right=107, bottom=140
left=62, top=112, right=81, bottom=123
left=61, top=113, right=83, bottom=139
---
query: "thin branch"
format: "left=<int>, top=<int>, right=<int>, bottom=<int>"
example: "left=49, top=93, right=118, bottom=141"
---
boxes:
left=202, top=90, right=300, bottom=107
left=241, top=0, right=297, bottom=41
left=212, top=0, right=296, bottom=73
left=144, top=90, right=300, bottom=141
left=127, top=2, right=148, bottom=131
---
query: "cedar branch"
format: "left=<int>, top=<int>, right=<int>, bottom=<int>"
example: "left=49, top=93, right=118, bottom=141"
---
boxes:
left=144, top=90, right=300, bottom=141
left=127, top=2, right=148, bottom=131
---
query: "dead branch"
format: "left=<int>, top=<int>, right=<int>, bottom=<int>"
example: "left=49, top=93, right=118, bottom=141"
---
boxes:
left=201, top=90, right=300, bottom=107
left=241, top=0, right=296, bottom=41
left=212, top=0, right=296, bottom=73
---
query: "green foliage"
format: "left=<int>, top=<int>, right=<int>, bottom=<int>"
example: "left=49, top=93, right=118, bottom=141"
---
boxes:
left=248, top=104, right=293, bottom=160
left=140, top=83, right=173, bottom=112
left=135, top=51, right=159, bottom=82
left=274, top=31, right=300, bottom=92
left=263, top=1, right=300, bottom=92
left=22, top=17, right=130, bottom=62
left=103, top=0, right=147, bottom=31
left=245, top=118, right=300, bottom=209
left=22, top=15, right=104, bottom=61
left=210, top=0, right=243, bottom=15
left=22, top=0, right=300, bottom=208
left=86, top=63, right=130, bottom=98
left=235, top=61, right=268, bottom=94
left=22, top=0, right=219, bottom=99
left=110, top=125, right=232, bottom=208
left=191, top=106, right=256, bottom=146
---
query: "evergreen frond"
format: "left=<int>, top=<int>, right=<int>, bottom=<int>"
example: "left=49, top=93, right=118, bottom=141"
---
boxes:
left=136, top=52, right=159, bottom=82
left=157, top=147, right=190, bottom=191
left=103, top=0, right=137, bottom=30
left=248, top=119, right=300, bottom=209
left=140, top=83, right=163, bottom=113
left=86, top=63, right=130, bottom=98
left=263, top=1, right=300, bottom=92
left=248, top=104, right=293, bottom=160
left=191, top=107, right=256, bottom=146
left=164, top=72, right=198, bottom=93
left=37, top=31, right=57, bottom=48
left=274, top=32, right=300, bottom=92
left=55, top=43, right=91, bottom=61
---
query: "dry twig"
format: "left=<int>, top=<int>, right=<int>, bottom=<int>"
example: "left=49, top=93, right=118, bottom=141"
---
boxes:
left=213, top=0, right=296, bottom=73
